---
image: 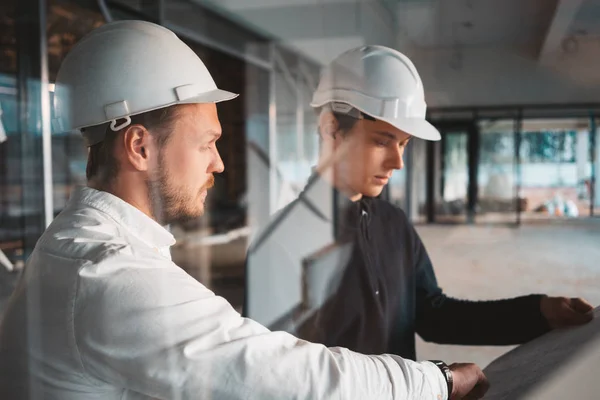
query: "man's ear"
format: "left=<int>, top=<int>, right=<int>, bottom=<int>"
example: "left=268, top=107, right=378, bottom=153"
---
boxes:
left=122, top=124, right=151, bottom=172
left=318, top=111, right=339, bottom=142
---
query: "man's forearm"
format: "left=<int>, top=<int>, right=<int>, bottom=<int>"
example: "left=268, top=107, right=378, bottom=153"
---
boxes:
left=416, top=293, right=551, bottom=345
left=327, top=348, right=449, bottom=400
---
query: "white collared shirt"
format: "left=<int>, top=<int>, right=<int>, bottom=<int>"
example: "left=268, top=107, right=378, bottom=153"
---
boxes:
left=0, top=186, right=447, bottom=400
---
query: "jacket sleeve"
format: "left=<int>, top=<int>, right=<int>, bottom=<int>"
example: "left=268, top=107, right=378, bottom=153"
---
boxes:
left=410, top=223, right=551, bottom=345
left=75, top=252, right=449, bottom=400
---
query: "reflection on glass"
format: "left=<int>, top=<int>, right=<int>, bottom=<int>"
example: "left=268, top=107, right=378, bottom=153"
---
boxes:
left=595, top=120, right=600, bottom=216
left=478, top=119, right=517, bottom=224
left=272, top=52, right=320, bottom=212
left=388, top=167, right=406, bottom=210
left=519, top=119, right=592, bottom=220
left=0, top=0, right=597, bottom=394
left=48, top=1, right=104, bottom=213
left=0, top=0, right=20, bottom=313
left=438, top=132, right=468, bottom=223
left=410, top=139, right=428, bottom=223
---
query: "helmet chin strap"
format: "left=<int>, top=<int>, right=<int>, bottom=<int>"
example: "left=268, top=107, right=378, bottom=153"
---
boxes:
left=110, top=116, right=132, bottom=132
left=325, top=102, right=376, bottom=121
left=81, top=115, right=132, bottom=147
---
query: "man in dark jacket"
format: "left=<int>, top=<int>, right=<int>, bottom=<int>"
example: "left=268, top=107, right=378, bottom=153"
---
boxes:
left=245, top=45, right=593, bottom=362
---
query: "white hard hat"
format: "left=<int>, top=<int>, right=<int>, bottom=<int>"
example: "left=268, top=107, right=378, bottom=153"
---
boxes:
left=53, top=20, right=237, bottom=142
left=311, top=45, right=440, bottom=141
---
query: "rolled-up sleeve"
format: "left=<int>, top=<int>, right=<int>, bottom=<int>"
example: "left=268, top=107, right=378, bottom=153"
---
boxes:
left=74, top=253, right=447, bottom=400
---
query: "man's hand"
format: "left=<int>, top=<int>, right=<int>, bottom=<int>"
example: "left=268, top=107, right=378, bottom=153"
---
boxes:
left=449, top=363, right=489, bottom=400
left=540, top=296, right=594, bottom=329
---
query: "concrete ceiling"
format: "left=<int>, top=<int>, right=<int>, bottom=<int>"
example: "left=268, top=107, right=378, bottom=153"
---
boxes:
left=196, top=0, right=397, bottom=64
left=197, top=0, right=600, bottom=63
left=571, top=0, right=600, bottom=36
left=396, top=0, right=558, bottom=49
left=189, top=0, right=600, bottom=106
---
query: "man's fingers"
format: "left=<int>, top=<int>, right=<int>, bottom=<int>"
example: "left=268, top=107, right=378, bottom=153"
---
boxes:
left=560, top=301, right=593, bottom=326
left=572, top=308, right=594, bottom=324
left=570, top=297, right=594, bottom=314
left=464, top=372, right=490, bottom=400
left=478, top=373, right=490, bottom=395
left=463, top=382, right=490, bottom=400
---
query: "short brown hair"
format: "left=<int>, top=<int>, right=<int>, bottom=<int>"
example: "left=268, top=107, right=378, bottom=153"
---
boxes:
left=85, top=105, right=181, bottom=185
left=316, top=104, right=376, bottom=141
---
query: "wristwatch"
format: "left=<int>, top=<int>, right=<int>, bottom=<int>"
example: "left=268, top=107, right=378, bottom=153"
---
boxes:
left=429, top=360, right=453, bottom=399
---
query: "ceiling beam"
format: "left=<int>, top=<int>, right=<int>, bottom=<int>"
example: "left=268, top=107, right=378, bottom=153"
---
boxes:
left=539, top=0, right=585, bottom=63
left=193, top=0, right=396, bottom=64
left=198, top=0, right=394, bottom=40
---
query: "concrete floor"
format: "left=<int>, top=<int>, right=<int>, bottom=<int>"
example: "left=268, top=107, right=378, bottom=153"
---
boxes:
left=415, top=218, right=600, bottom=368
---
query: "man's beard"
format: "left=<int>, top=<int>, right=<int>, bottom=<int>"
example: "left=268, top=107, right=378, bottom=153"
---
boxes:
left=147, top=155, right=215, bottom=225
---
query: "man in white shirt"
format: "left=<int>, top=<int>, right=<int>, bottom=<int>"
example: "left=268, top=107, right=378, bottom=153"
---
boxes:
left=0, top=21, right=488, bottom=399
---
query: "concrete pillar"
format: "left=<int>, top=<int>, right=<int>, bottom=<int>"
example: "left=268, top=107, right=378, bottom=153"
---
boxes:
left=434, top=141, right=442, bottom=205
left=576, top=130, right=589, bottom=198
left=408, top=139, right=427, bottom=222
left=595, top=127, right=600, bottom=207
left=417, top=147, right=428, bottom=220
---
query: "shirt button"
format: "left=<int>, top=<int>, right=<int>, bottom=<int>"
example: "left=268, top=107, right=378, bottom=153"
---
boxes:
left=375, top=290, right=380, bottom=296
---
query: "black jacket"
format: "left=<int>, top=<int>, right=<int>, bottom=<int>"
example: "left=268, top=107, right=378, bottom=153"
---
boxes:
left=245, top=177, right=550, bottom=360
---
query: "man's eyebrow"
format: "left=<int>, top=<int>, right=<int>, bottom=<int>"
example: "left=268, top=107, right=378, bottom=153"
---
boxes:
left=374, top=130, right=411, bottom=144
left=374, top=131, right=397, bottom=140
left=206, top=130, right=222, bottom=139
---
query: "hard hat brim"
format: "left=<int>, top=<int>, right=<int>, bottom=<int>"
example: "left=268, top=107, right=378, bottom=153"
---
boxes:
left=311, top=96, right=440, bottom=141
left=179, top=88, right=239, bottom=105
left=64, top=88, right=240, bottom=136
left=378, top=116, right=441, bottom=141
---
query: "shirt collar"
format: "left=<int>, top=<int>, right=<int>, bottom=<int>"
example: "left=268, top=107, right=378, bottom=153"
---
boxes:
left=68, top=186, right=176, bottom=249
